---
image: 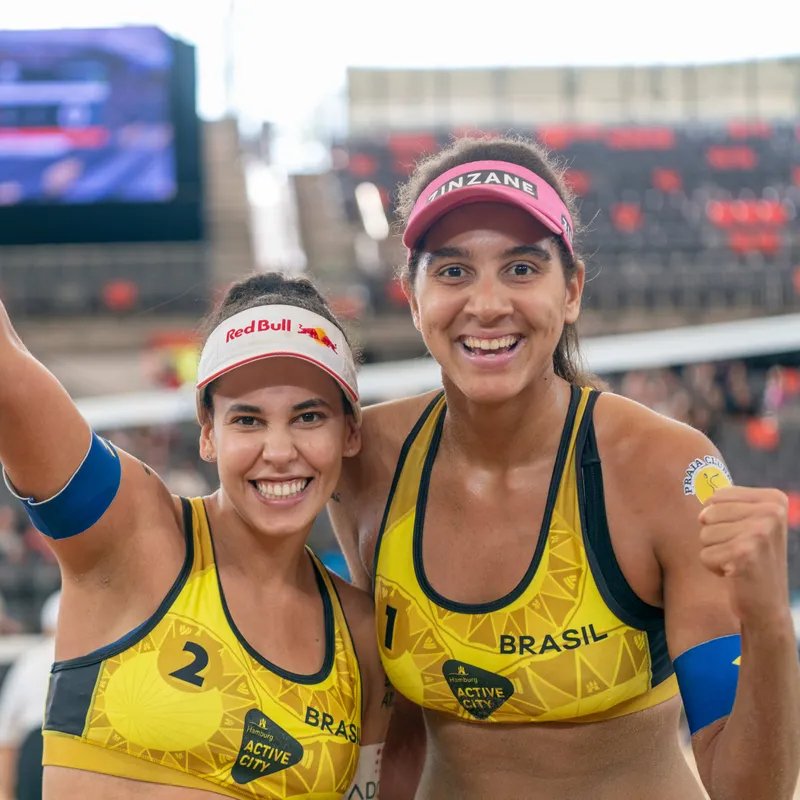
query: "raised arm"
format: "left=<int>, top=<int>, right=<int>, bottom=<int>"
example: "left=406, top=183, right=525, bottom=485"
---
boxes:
left=648, top=424, right=799, bottom=798
left=0, top=300, right=176, bottom=577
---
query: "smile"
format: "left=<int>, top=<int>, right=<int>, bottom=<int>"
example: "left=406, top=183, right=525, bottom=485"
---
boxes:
left=252, top=478, right=311, bottom=500
left=459, top=335, right=522, bottom=356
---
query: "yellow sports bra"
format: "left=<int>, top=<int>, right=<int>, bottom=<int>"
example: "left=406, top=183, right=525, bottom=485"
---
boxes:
left=374, top=387, right=678, bottom=724
left=43, top=497, right=362, bottom=799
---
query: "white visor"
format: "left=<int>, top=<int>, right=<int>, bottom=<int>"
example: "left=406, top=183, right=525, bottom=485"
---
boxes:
left=197, top=305, right=360, bottom=423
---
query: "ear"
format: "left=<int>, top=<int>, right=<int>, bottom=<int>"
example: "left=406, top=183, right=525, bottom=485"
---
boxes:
left=402, top=274, right=421, bottom=332
left=564, top=259, right=585, bottom=325
left=199, top=418, right=217, bottom=463
left=342, top=416, right=362, bottom=458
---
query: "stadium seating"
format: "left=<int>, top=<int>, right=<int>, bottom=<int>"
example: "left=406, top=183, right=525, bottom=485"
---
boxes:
left=332, top=122, right=800, bottom=318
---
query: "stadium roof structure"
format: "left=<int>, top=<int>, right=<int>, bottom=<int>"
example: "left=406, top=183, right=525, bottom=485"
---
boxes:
left=76, top=312, right=800, bottom=431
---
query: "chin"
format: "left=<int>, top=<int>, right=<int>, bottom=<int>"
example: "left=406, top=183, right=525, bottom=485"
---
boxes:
left=255, top=515, right=317, bottom=540
left=449, top=375, right=529, bottom=406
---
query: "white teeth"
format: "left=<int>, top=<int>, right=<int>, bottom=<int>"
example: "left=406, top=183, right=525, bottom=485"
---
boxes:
left=254, top=479, right=309, bottom=499
left=462, top=335, right=519, bottom=351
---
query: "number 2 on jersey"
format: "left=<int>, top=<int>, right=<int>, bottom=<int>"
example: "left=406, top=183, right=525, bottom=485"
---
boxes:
left=169, top=641, right=209, bottom=687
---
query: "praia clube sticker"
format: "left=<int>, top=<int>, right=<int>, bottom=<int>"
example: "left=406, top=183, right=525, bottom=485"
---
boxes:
left=682, top=456, right=733, bottom=504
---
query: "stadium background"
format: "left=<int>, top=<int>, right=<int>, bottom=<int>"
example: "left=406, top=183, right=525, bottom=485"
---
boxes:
left=0, top=4, right=798, bottom=796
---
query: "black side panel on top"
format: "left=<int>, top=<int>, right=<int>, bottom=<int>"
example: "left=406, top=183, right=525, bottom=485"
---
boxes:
left=43, top=661, right=102, bottom=735
left=577, top=392, right=674, bottom=686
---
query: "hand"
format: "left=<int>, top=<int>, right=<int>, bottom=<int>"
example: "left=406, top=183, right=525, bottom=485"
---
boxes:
left=698, top=486, right=790, bottom=624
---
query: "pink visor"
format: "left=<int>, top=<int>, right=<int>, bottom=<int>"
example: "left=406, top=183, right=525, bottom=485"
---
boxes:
left=402, top=160, right=574, bottom=255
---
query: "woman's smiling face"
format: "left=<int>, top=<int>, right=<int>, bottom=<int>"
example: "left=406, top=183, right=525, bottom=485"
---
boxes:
left=406, top=202, right=584, bottom=404
left=200, top=357, right=360, bottom=539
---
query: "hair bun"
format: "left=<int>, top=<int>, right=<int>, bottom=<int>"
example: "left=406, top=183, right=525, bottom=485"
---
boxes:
left=223, top=273, right=323, bottom=308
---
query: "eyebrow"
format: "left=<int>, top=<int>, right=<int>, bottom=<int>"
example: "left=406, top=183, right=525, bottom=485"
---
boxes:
left=228, top=403, right=262, bottom=414
left=424, top=243, right=553, bottom=262
left=292, top=397, right=333, bottom=412
left=503, top=244, right=553, bottom=261
left=226, top=397, right=333, bottom=415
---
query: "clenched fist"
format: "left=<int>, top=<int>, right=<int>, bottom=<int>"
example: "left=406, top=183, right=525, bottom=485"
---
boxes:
left=698, top=486, right=790, bottom=623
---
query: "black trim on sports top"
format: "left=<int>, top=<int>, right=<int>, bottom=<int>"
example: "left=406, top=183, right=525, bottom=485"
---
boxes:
left=575, top=391, right=673, bottom=687
left=412, top=385, right=582, bottom=614
left=372, top=392, right=445, bottom=587
left=325, top=569, right=364, bottom=724
left=202, top=500, right=335, bottom=685
left=44, top=497, right=196, bottom=733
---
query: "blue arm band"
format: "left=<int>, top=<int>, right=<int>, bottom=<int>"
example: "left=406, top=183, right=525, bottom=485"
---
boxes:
left=3, top=431, right=121, bottom=539
left=673, top=633, right=741, bottom=734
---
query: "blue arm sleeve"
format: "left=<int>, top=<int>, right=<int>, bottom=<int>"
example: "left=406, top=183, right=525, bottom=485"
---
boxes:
left=3, top=431, right=122, bottom=539
left=673, top=633, right=741, bottom=734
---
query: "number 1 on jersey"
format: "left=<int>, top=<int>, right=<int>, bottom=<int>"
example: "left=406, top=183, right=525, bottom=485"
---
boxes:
left=384, top=604, right=397, bottom=650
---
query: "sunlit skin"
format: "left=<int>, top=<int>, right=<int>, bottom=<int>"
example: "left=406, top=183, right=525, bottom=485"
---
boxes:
left=405, top=202, right=585, bottom=413
left=200, top=357, right=360, bottom=544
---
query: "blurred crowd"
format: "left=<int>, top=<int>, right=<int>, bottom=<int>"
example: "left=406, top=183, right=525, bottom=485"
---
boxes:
left=611, top=360, right=800, bottom=439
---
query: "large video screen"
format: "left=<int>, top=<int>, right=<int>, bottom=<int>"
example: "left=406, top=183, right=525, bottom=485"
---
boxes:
left=0, top=26, right=202, bottom=244
left=0, top=26, right=175, bottom=205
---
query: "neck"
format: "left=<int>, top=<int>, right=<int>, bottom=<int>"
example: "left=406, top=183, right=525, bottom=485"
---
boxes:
left=203, top=492, right=314, bottom=591
left=441, top=373, right=573, bottom=469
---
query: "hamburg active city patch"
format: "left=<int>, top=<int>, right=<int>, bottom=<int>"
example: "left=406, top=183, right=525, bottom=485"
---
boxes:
left=682, top=455, right=733, bottom=504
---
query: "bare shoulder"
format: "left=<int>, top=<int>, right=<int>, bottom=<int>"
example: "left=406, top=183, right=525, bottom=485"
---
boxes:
left=590, top=392, right=731, bottom=604
left=340, top=390, right=441, bottom=498
left=593, top=391, right=724, bottom=481
left=360, top=391, right=441, bottom=455
left=331, top=391, right=441, bottom=587
left=593, top=391, right=736, bottom=568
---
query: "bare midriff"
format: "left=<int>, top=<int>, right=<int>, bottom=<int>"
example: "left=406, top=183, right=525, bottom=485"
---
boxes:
left=416, top=696, right=707, bottom=800
left=44, top=768, right=231, bottom=800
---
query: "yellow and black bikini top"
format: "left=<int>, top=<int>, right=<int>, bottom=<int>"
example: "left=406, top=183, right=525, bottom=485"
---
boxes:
left=374, top=386, right=678, bottom=724
left=43, top=497, right=362, bottom=799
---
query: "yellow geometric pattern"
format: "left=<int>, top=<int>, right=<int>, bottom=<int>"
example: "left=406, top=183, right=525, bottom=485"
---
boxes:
left=375, top=389, right=678, bottom=724
left=43, top=498, right=361, bottom=799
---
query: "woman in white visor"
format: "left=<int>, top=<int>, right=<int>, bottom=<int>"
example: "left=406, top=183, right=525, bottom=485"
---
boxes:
left=0, top=272, right=389, bottom=799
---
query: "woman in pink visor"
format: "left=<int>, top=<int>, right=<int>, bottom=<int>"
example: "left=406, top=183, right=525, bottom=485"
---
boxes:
left=330, top=137, right=799, bottom=800
left=0, top=273, right=389, bottom=799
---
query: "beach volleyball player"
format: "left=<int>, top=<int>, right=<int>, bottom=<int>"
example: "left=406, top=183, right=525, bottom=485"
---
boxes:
left=0, top=273, right=389, bottom=799
left=330, top=137, right=800, bottom=800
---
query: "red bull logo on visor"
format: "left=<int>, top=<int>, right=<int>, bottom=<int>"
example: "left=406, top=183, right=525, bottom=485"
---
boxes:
left=297, top=325, right=338, bottom=353
left=225, top=318, right=291, bottom=343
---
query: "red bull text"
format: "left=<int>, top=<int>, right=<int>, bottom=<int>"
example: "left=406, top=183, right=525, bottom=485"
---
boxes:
left=225, top=318, right=291, bottom=342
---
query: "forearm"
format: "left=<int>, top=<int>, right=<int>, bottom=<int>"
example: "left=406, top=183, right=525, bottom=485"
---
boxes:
left=699, top=615, right=800, bottom=800
left=0, top=744, right=17, bottom=800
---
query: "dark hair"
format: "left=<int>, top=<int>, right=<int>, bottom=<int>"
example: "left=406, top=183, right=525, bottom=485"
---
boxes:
left=198, top=272, right=354, bottom=418
left=396, top=135, right=597, bottom=388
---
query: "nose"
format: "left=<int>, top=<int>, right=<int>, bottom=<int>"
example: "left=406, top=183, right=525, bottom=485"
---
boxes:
left=463, top=272, right=513, bottom=323
left=260, top=424, right=298, bottom=464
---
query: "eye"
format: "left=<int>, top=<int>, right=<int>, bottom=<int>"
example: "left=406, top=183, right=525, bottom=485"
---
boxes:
left=436, top=264, right=466, bottom=279
left=231, top=415, right=259, bottom=427
left=508, top=262, right=537, bottom=277
left=295, top=411, right=325, bottom=425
